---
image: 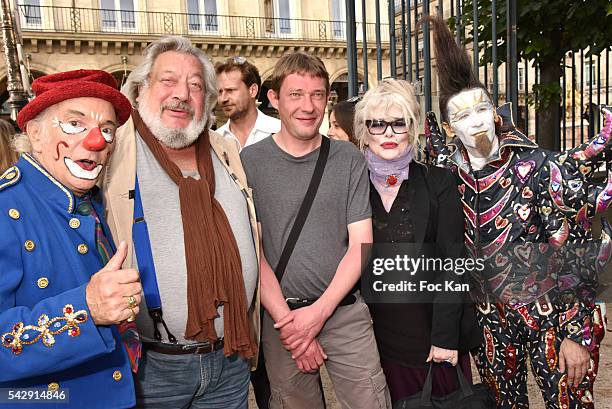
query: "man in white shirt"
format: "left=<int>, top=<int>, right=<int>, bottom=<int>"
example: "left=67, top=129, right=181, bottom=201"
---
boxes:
left=217, top=57, right=281, bottom=149
left=217, top=58, right=280, bottom=409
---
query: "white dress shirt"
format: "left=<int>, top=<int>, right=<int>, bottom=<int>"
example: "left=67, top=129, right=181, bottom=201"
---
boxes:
left=218, top=109, right=281, bottom=150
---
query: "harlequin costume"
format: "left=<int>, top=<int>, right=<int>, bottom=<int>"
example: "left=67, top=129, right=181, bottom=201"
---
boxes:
left=0, top=70, right=135, bottom=408
left=428, top=105, right=610, bottom=408
left=425, top=16, right=610, bottom=409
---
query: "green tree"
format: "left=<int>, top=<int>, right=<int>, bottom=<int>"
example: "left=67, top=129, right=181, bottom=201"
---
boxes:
left=455, top=0, right=612, bottom=150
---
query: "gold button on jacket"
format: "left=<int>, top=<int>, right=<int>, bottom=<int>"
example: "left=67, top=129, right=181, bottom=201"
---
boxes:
left=8, top=208, right=20, bottom=219
left=112, top=370, right=122, bottom=381
left=48, top=382, right=59, bottom=391
left=69, top=218, right=81, bottom=229
left=77, top=244, right=88, bottom=254
left=24, top=240, right=35, bottom=251
left=37, top=277, right=49, bottom=289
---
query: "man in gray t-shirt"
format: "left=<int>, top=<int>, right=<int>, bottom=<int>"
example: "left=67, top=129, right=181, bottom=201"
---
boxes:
left=241, top=52, right=391, bottom=409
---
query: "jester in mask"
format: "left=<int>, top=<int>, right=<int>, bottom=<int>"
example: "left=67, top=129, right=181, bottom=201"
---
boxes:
left=0, top=70, right=141, bottom=408
left=424, top=16, right=611, bottom=409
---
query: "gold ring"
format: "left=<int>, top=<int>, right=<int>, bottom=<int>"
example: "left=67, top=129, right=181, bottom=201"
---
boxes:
left=127, top=295, right=137, bottom=309
left=127, top=307, right=136, bottom=322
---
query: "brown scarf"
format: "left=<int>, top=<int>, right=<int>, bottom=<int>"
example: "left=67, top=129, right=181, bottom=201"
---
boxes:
left=133, top=110, right=255, bottom=359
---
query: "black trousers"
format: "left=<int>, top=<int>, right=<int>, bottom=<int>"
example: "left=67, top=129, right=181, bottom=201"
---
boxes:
left=250, top=345, right=271, bottom=409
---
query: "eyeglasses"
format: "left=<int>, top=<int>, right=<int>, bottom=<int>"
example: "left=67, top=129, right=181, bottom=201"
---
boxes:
left=365, top=119, right=409, bottom=135
left=229, top=56, right=247, bottom=65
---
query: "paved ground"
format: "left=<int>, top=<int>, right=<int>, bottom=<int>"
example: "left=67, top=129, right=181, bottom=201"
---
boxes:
left=249, top=307, right=612, bottom=408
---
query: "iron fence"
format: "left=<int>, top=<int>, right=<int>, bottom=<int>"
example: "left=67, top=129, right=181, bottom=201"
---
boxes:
left=347, top=0, right=611, bottom=151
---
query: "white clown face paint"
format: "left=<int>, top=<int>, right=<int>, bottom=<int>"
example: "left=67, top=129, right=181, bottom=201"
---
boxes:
left=64, top=157, right=103, bottom=180
left=444, top=88, right=497, bottom=159
left=32, top=97, right=118, bottom=196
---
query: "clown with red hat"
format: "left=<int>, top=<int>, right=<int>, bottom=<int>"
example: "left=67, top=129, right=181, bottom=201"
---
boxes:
left=0, top=69, right=140, bottom=408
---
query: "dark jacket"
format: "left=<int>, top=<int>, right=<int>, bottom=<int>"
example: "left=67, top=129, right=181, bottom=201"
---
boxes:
left=365, top=162, right=482, bottom=368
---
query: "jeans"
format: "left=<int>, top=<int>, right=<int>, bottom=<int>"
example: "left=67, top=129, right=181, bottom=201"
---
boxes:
left=135, top=347, right=250, bottom=409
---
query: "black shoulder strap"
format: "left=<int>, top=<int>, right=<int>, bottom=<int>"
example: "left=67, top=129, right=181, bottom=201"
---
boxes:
left=275, top=136, right=330, bottom=282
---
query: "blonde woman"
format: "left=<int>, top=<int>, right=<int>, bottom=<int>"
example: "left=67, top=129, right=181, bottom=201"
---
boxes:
left=355, top=78, right=481, bottom=405
left=0, top=119, right=17, bottom=173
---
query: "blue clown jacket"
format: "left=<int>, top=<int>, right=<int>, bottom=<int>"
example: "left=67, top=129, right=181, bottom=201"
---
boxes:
left=0, top=153, right=135, bottom=408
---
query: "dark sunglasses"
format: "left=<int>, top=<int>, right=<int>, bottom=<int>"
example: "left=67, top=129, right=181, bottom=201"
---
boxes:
left=365, top=119, right=409, bottom=135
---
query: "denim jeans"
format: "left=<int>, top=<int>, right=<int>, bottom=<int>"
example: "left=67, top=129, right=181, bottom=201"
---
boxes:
left=135, top=347, right=250, bottom=408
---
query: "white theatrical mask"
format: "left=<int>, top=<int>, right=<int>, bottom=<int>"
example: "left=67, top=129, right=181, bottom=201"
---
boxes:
left=444, top=88, right=498, bottom=160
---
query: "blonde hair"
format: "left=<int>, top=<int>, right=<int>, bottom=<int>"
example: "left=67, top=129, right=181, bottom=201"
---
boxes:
left=0, top=119, right=18, bottom=172
left=354, top=78, right=422, bottom=158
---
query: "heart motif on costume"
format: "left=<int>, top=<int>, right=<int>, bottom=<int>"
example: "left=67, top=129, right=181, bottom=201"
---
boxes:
left=568, top=179, right=583, bottom=192
left=495, top=216, right=509, bottom=229
left=515, top=160, right=536, bottom=183
left=514, top=243, right=533, bottom=264
left=579, top=165, right=592, bottom=175
left=541, top=206, right=552, bottom=216
left=522, top=186, right=534, bottom=199
left=495, top=253, right=509, bottom=266
left=558, top=153, right=568, bottom=165
left=458, top=184, right=466, bottom=196
left=514, top=203, right=531, bottom=222
left=500, top=178, right=511, bottom=189
left=539, top=243, right=550, bottom=253
left=528, top=225, right=537, bottom=234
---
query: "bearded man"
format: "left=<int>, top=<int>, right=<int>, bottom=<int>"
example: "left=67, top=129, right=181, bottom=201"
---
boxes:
left=425, top=16, right=610, bottom=409
left=102, top=36, right=261, bottom=408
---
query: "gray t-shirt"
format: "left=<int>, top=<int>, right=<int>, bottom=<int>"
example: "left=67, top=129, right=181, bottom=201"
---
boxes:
left=135, top=135, right=258, bottom=343
left=241, top=136, right=371, bottom=299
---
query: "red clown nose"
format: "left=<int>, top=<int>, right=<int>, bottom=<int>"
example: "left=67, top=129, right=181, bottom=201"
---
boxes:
left=82, top=128, right=107, bottom=151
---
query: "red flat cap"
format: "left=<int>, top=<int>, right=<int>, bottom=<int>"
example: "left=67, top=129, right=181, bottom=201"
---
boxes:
left=17, top=69, right=132, bottom=130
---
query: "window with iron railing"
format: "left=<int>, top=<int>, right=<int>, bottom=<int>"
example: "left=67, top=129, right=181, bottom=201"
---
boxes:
left=263, top=0, right=292, bottom=36
left=100, top=0, right=136, bottom=31
left=19, top=0, right=42, bottom=26
left=332, top=0, right=345, bottom=39
left=187, top=0, right=218, bottom=32
left=16, top=5, right=392, bottom=43
left=278, top=0, right=291, bottom=34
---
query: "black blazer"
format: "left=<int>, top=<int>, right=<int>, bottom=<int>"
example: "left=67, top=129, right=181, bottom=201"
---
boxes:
left=366, top=162, right=482, bottom=367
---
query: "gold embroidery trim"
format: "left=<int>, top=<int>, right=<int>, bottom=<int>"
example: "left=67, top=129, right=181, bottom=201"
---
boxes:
left=0, top=166, right=20, bottom=190
left=1, top=304, right=88, bottom=355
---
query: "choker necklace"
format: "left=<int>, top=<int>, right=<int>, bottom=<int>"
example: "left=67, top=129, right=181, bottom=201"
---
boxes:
left=385, top=174, right=398, bottom=186
left=365, top=146, right=413, bottom=193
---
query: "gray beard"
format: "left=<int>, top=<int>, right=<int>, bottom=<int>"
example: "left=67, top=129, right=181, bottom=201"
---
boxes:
left=138, top=103, right=206, bottom=149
